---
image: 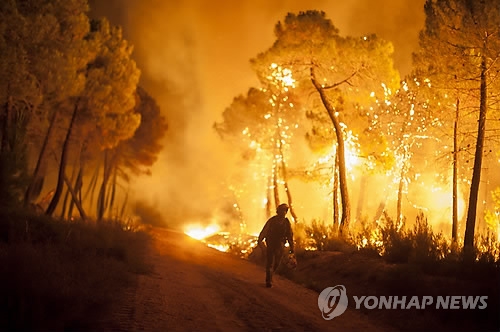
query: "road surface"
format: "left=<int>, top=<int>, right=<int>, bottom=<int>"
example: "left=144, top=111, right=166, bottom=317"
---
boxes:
left=101, top=228, right=387, bottom=331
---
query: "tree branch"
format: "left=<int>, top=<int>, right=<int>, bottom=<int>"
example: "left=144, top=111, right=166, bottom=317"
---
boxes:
left=321, top=70, right=358, bottom=89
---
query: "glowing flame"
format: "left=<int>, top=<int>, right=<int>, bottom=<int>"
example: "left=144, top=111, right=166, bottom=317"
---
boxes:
left=207, top=244, right=230, bottom=252
left=184, top=224, right=220, bottom=240
left=431, top=186, right=466, bottom=221
left=268, top=63, right=296, bottom=88
left=310, top=130, right=361, bottom=179
left=304, top=246, right=318, bottom=251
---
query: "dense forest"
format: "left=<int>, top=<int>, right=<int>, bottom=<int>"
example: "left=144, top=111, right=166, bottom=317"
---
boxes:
left=0, top=0, right=167, bottom=221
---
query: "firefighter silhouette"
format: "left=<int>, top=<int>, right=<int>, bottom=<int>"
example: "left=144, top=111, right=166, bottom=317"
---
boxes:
left=258, top=203, right=294, bottom=288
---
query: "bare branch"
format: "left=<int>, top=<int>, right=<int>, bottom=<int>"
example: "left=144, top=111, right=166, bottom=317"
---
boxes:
left=321, top=70, right=358, bottom=90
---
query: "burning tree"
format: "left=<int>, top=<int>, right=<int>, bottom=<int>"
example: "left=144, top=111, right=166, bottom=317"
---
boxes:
left=370, top=77, right=438, bottom=225
left=484, top=187, right=500, bottom=242
left=252, top=10, right=399, bottom=233
left=408, top=70, right=479, bottom=241
left=416, top=0, right=500, bottom=254
left=303, top=95, right=392, bottom=228
left=261, top=64, right=302, bottom=222
left=215, top=64, right=303, bottom=222
left=414, top=4, right=496, bottom=242
left=215, top=88, right=275, bottom=219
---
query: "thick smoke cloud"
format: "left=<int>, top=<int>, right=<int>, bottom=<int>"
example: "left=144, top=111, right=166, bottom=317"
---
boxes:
left=89, top=0, right=426, bottom=229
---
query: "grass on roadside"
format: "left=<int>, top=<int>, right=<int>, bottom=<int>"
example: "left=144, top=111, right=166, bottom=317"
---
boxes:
left=0, top=208, right=151, bottom=331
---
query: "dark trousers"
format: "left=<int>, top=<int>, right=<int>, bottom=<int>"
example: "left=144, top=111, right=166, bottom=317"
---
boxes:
left=266, top=244, right=283, bottom=285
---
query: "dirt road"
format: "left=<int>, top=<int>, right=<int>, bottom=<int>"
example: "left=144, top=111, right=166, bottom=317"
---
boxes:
left=101, top=228, right=386, bottom=332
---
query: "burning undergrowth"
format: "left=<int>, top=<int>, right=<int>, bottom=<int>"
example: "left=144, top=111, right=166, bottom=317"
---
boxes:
left=184, top=223, right=259, bottom=257
left=184, top=210, right=500, bottom=268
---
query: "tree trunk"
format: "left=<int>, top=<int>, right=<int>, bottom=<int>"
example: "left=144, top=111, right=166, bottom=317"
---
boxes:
left=277, top=137, right=298, bottom=223
left=84, top=161, right=100, bottom=204
left=24, top=111, right=58, bottom=206
left=104, top=172, right=112, bottom=211
left=68, top=164, right=83, bottom=219
left=46, top=102, right=79, bottom=216
left=479, top=167, right=489, bottom=234
left=97, top=150, right=108, bottom=221
left=356, top=175, right=367, bottom=222
left=63, top=174, right=87, bottom=221
left=61, top=188, right=70, bottom=218
left=108, top=166, right=117, bottom=218
left=373, top=198, right=386, bottom=223
left=311, top=67, right=351, bottom=234
left=452, top=98, right=459, bottom=241
left=97, top=150, right=114, bottom=221
left=1, top=96, right=12, bottom=152
left=396, top=118, right=409, bottom=226
left=266, top=175, right=272, bottom=219
left=333, top=150, right=339, bottom=229
left=104, top=164, right=115, bottom=218
left=464, top=55, right=488, bottom=257
left=89, top=171, right=99, bottom=212
left=119, top=191, right=128, bottom=220
left=280, top=151, right=298, bottom=223
left=396, top=162, right=405, bottom=225
left=78, top=167, right=83, bottom=203
left=272, top=157, right=280, bottom=209
left=61, top=163, right=77, bottom=218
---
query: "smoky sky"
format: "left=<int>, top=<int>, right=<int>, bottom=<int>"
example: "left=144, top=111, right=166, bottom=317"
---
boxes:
left=89, top=0, right=426, bottom=227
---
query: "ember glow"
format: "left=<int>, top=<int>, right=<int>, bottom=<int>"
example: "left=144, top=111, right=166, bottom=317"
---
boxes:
left=207, top=243, right=230, bottom=252
left=184, top=224, right=221, bottom=240
left=184, top=224, right=261, bottom=254
left=184, top=224, right=231, bottom=252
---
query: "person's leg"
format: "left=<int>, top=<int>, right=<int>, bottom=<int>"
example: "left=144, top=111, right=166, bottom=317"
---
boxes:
left=273, top=247, right=283, bottom=272
left=266, top=245, right=274, bottom=287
